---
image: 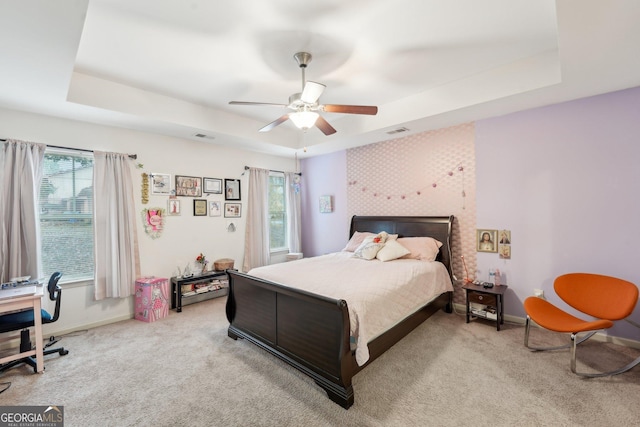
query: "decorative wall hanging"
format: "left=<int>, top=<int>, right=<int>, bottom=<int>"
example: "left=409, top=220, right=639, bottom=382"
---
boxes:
left=150, top=173, right=171, bottom=195
left=319, top=195, right=333, bottom=213
left=347, top=163, right=465, bottom=204
left=142, top=207, right=165, bottom=239
left=499, top=229, right=512, bottom=259
left=141, top=173, right=149, bottom=204
left=476, top=229, right=498, bottom=253
left=175, top=175, right=202, bottom=197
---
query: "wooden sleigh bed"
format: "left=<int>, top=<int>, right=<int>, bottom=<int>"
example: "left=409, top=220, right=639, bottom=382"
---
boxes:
left=225, top=215, right=454, bottom=409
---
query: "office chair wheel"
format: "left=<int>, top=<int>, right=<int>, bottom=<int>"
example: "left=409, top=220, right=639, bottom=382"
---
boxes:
left=60, top=349, right=69, bottom=356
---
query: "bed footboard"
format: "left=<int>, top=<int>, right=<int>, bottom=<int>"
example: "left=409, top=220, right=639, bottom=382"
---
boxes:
left=225, top=270, right=356, bottom=408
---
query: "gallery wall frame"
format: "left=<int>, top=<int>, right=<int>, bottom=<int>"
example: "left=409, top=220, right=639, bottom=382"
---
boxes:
left=224, top=179, right=241, bottom=200
left=224, top=202, right=241, bottom=218
left=209, top=201, right=221, bottom=217
left=175, top=175, right=202, bottom=197
left=203, top=177, right=223, bottom=194
left=167, top=199, right=181, bottom=216
left=193, top=199, right=207, bottom=216
left=150, top=173, right=171, bottom=195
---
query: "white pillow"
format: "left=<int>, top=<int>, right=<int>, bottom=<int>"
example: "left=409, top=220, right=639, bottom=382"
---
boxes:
left=352, top=241, right=385, bottom=260
left=376, top=239, right=411, bottom=261
left=342, top=231, right=375, bottom=252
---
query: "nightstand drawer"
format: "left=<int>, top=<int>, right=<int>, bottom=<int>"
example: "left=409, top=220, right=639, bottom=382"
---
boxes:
left=468, top=291, right=497, bottom=306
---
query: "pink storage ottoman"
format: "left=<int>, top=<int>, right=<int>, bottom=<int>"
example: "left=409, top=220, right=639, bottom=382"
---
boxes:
left=134, top=277, right=169, bottom=322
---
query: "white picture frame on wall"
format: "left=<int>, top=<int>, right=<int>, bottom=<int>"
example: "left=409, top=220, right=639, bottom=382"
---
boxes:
left=319, top=195, right=333, bottom=213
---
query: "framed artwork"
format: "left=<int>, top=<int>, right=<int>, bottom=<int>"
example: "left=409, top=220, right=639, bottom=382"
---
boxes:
left=150, top=173, right=171, bottom=195
left=224, top=179, right=241, bottom=200
left=203, top=177, right=223, bottom=194
left=477, top=229, right=498, bottom=253
left=224, top=202, right=241, bottom=218
left=167, top=199, right=181, bottom=216
left=499, top=244, right=511, bottom=259
left=209, top=201, right=221, bottom=217
left=193, top=199, right=207, bottom=216
left=319, top=195, right=333, bottom=213
left=175, top=175, right=202, bottom=197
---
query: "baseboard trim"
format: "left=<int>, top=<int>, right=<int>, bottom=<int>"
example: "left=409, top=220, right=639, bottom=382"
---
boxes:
left=0, top=314, right=133, bottom=352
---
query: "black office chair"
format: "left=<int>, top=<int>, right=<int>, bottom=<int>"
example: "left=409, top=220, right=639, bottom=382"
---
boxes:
left=0, top=272, right=69, bottom=373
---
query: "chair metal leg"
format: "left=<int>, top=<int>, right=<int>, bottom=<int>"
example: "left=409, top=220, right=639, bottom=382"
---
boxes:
left=524, top=315, right=595, bottom=351
left=570, top=332, right=640, bottom=377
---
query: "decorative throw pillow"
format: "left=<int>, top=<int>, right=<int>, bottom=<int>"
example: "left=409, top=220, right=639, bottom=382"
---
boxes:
left=342, top=231, right=375, bottom=252
left=398, top=237, right=443, bottom=261
left=376, top=239, right=411, bottom=262
left=352, top=240, right=385, bottom=260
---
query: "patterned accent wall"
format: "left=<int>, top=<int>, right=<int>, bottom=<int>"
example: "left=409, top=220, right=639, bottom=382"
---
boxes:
left=346, top=123, right=476, bottom=304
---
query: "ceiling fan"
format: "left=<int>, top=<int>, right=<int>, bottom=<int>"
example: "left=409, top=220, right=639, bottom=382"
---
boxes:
left=229, top=52, right=378, bottom=135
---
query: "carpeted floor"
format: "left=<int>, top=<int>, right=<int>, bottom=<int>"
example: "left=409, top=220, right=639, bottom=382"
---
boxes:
left=1, top=297, right=639, bottom=426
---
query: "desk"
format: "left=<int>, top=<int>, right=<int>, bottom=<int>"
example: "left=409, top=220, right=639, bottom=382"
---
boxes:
left=0, top=286, right=44, bottom=373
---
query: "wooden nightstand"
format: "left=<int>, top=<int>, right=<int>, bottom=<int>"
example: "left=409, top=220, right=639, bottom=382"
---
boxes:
left=462, top=282, right=508, bottom=331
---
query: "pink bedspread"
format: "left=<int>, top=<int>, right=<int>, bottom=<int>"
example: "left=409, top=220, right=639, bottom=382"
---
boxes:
left=248, top=252, right=453, bottom=365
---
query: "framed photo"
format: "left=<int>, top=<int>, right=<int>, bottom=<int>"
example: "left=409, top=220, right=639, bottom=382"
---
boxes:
left=477, top=229, right=498, bottom=253
left=224, top=179, right=241, bottom=200
left=175, top=175, right=202, bottom=197
left=150, top=173, right=171, bottom=195
left=224, top=202, right=241, bottom=218
left=167, top=199, right=181, bottom=216
left=203, top=177, right=223, bottom=194
left=319, top=195, right=333, bottom=213
left=209, top=201, right=221, bottom=217
left=193, top=199, right=207, bottom=216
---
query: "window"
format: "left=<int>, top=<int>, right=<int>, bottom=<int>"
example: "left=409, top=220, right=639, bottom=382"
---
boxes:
left=268, top=172, right=287, bottom=251
left=39, top=150, right=94, bottom=282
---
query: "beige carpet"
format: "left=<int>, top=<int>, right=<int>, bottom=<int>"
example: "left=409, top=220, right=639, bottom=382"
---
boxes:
left=1, top=297, right=639, bottom=427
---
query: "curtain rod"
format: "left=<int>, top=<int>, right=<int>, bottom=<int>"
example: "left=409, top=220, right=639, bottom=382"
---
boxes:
left=1, top=139, right=137, bottom=159
left=47, top=144, right=137, bottom=160
left=244, top=165, right=301, bottom=176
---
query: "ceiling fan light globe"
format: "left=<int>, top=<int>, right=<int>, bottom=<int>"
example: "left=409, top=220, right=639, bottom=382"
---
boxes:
left=290, top=111, right=319, bottom=130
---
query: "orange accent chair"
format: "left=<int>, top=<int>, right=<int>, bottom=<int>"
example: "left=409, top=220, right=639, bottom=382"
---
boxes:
left=524, top=273, right=639, bottom=377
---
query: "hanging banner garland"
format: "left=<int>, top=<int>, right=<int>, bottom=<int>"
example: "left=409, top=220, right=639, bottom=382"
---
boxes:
left=348, top=163, right=466, bottom=207
left=142, top=207, right=165, bottom=239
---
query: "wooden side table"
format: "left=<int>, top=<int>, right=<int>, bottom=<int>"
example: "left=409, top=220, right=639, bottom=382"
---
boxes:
left=462, top=282, right=508, bottom=331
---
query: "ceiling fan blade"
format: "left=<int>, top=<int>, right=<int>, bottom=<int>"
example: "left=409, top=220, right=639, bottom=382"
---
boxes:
left=315, top=115, right=337, bottom=135
left=259, top=114, right=290, bottom=132
left=300, top=81, right=325, bottom=104
left=229, top=101, right=287, bottom=107
left=322, top=104, right=378, bottom=115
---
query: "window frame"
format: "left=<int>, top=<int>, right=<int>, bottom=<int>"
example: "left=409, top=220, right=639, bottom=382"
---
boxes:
left=268, top=171, right=288, bottom=253
left=39, top=148, right=95, bottom=284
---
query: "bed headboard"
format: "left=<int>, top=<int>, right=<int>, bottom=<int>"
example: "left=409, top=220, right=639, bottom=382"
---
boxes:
left=349, top=215, right=454, bottom=279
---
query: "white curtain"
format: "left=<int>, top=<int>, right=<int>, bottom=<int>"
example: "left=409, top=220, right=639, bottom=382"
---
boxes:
left=0, top=139, right=45, bottom=282
left=285, top=172, right=302, bottom=254
left=242, top=167, right=270, bottom=272
left=93, top=151, right=140, bottom=300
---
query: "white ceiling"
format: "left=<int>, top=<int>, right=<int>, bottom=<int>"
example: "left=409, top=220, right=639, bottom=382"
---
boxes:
left=1, top=0, right=640, bottom=158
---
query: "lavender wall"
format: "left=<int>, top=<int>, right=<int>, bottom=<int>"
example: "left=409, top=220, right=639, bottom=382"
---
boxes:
left=476, top=86, right=640, bottom=337
left=300, top=150, right=349, bottom=256
left=300, top=85, right=640, bottom=341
